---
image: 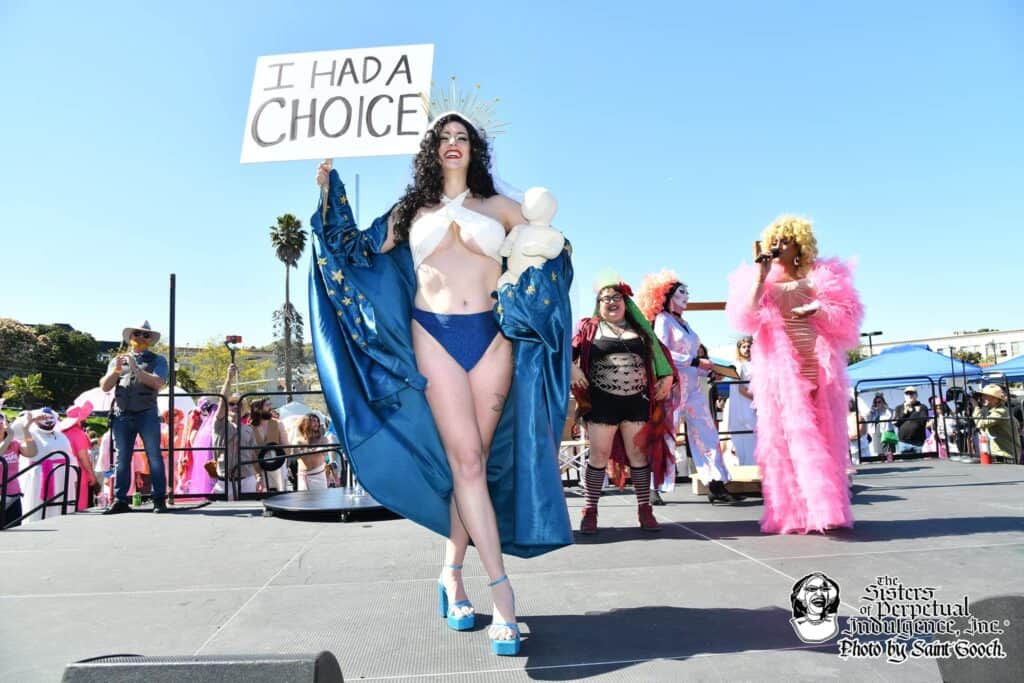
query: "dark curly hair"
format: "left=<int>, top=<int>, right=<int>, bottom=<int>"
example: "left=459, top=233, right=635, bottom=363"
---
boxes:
left=391, top=113, right=497, bottom=243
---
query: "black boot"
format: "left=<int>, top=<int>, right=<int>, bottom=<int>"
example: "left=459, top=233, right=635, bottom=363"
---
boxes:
left=707, top=480, right=739, bottom=504
left=651, top=490, right=666, bottom=506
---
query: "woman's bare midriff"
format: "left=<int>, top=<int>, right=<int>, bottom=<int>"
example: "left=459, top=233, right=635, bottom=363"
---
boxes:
left=298, top=452, right=325, bottom=472
left=414, top=224, right=502, bottom=313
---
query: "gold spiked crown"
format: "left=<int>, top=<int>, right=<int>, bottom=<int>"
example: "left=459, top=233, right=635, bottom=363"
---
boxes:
left=420, top=76, right=506, bottom=139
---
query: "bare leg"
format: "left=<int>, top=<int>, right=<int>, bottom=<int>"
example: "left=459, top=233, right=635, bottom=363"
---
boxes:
left=585, top=423, right=618, bottom=469
left=441, top=501, right=472, bottom=617
left=618, top=421, right=649, bottom=468
left=414, top=324, right=515, bottom=639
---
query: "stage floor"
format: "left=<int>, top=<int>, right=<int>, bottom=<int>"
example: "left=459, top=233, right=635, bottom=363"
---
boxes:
left=2, top=459, right=1022, bottom=682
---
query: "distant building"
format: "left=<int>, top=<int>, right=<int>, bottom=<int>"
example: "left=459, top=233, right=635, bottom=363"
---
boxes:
left=860, top=329, right=1024, bottom=363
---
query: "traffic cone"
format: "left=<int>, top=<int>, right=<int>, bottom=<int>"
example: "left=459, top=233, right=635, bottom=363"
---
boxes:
left=978, top=434, right=992, bottom=465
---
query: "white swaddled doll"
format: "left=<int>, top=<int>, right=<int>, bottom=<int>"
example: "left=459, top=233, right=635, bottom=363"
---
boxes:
left=497, top=187, right=566, bottom=289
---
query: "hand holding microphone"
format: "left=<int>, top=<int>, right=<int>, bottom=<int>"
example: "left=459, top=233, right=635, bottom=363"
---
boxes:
left=753, top=240, right=777, bottom=282
left=754, top=240, right=781, bottom=264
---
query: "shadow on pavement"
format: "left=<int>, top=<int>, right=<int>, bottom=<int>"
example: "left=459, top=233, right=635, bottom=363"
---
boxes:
left=517, top=605, right=836, bottom=680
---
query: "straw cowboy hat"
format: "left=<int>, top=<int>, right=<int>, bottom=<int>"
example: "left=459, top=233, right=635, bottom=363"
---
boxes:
left=122, top=320, right=161, bottom=345
left=978, top=384, right=1007, bottom=403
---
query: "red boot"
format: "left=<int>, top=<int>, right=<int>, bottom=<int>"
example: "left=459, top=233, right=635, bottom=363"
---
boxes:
left=580, top=507, right=598, bottom=534
left=638, top=503, right=661, bottom=532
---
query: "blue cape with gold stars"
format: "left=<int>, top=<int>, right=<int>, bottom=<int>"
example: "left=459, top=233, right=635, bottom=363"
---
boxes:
left=309, top=169, right=573, bottom=558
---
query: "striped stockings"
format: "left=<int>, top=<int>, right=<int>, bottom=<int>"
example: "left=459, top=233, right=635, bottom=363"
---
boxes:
left=583, top=464, right=605, bottom=509
left=631, top=464, right=652, bottom=506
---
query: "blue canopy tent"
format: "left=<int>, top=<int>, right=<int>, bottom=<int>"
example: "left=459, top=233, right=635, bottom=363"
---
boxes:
left=847, top=344, right=983, bottom=407
left=985, top=353, right=1024, bottom=382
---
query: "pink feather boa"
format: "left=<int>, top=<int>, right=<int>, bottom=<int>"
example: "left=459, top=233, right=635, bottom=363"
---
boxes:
left=726, top=258, right=863, bottom=534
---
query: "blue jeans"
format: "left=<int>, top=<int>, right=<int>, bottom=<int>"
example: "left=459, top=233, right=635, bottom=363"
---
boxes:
left=897, top=441, right=922, bottom=454
left=111, top=408, right=165, bottom=503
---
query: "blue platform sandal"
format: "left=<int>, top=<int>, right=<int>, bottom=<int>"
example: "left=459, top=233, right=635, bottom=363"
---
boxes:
left=488, top=575, right=520, bottom=656
left=438, top=564, right=475, bottom=631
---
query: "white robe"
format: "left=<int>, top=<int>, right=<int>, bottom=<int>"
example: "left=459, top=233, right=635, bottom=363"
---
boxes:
left=725, top=361, right=757, bottom=466
left=19, top=423, right=76, bottom=523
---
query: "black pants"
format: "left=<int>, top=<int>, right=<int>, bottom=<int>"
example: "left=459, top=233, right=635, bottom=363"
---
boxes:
left=1, top=498, right=23, bottom=528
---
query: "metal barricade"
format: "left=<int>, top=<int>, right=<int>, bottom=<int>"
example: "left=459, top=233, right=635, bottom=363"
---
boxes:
left=2, top=450, right=73, bottom=529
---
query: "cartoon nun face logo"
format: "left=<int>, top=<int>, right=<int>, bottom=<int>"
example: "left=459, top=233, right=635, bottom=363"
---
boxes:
left=790, top=572, right=841, bottom=643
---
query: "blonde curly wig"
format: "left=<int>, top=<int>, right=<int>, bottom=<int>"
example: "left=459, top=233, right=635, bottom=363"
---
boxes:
left=636, top=269, right=684, bottom=321
left=760, top=215, right=818, bottom=277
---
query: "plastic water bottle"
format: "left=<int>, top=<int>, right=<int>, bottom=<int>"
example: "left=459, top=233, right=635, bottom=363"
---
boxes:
left=132, top=491, right=142, bottom=507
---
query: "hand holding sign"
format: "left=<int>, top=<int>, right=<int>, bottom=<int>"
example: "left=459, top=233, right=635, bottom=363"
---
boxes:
left=316, top=159, right=333, bottom=188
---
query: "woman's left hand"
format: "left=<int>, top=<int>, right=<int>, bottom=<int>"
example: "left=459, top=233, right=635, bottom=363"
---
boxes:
left=790, top=300, right=821, bottom=319
left=654, top=376, right=673, bottom=401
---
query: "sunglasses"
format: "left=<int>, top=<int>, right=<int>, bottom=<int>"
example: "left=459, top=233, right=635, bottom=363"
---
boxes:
left=131, top=331, right=152, bottom=339
left=228, top=402, right=238, bottom=407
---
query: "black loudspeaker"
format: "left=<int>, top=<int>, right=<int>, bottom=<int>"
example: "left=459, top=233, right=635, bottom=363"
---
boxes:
left=62, top=651, right=343, bottom=682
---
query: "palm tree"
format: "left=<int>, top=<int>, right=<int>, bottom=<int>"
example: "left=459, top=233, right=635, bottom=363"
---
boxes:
left=270, top=213, right=307, bottom=397
left=2, top=373, right=52, bottom=408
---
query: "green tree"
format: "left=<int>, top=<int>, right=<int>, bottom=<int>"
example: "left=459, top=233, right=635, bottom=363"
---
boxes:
left=186, top=339, right=273, bottom=398
left=2, top=373, right=53, bottom=408
left=847, top=348, right=866, bottom=365
left=33, top=324, right=105, bottom=408
left=270, top=213, right=307, bottom=395
left=273, top=305, right=305, bottom=388
left=954, top=350, right=983, bottom=366
left=174, top=366, right=201, bottom=394
left=0, top=318, right=44, bottom=383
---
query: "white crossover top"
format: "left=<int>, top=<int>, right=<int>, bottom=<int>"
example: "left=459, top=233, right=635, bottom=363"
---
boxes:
left=409, top=189, right=505, bottom=268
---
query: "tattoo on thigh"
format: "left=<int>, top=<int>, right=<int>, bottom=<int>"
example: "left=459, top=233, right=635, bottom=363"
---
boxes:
left=491, top=393, right=507, bottom=413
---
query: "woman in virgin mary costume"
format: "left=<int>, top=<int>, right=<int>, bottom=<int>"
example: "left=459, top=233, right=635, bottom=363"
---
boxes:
left=308, top=104, right=573, bottom=656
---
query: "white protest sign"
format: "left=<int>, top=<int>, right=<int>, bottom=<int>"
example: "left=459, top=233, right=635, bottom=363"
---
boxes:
left=240, top=43, right=434, bottom=163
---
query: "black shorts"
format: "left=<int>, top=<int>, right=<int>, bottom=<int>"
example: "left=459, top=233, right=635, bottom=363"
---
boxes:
left=583, top=387, right=649, bottom=425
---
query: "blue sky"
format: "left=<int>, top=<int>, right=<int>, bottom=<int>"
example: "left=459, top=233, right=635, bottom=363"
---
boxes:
left=2, top=1, right=1021, bottom=356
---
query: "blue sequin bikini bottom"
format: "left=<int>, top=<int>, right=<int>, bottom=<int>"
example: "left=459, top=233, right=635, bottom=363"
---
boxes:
left=412, top=308, right=500, bottom=372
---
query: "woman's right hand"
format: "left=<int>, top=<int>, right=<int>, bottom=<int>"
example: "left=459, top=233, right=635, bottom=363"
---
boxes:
left=570, top=364, right=588, bottom=391
left=316, top=160, right=332, bottom=188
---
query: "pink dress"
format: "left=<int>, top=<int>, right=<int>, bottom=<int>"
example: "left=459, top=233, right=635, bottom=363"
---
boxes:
left=61, top=424, right=93, bottom=511
left=186, top=413, right=217, bottom=494
left=771, top=279, right=819, bottom=384
left=726, top=260, right=863, bottom=534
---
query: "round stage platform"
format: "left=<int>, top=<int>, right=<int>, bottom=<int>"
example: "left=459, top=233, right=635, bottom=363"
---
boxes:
left=262, top=487, right=388, bottom=522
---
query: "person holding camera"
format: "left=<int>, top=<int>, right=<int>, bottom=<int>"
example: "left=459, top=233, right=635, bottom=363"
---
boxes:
left=893, top=387, right=928, bottom=455
left=972, top=384, right=1021, bottom=464
left=206, top=364, right=263, bottom=499
left=99, top=320, right=169, bottom=514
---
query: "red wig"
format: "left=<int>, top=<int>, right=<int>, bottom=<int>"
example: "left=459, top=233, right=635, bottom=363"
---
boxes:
left=636, top=269, right=683, bottom=321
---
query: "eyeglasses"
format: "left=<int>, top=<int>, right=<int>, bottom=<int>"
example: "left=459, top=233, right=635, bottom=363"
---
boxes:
left=132, top=331, right=152, bottom=339
left=599, top=295, right=624, bottom=304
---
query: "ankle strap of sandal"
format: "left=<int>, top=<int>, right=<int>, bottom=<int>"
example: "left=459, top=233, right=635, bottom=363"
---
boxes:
left=487, top=574, right=509, bottom=587
left=447, top=564, right=464, bottom=570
